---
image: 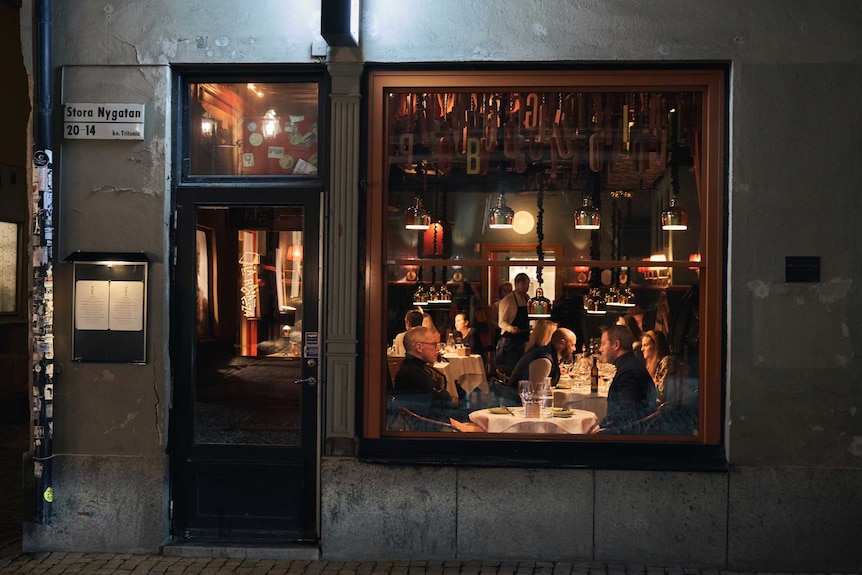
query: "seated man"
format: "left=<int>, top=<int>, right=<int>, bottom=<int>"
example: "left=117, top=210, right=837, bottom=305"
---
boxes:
left=508, top=327, right=576, bottom=388
left=597, top=324, right=657, bottom=433
left=392, top=326, right=452, bottom=408
left=493, top=328, right=576, bottom=406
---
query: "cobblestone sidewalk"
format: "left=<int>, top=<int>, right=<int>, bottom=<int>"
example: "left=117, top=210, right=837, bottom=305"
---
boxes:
left=1, top=554, right=861, bottom=575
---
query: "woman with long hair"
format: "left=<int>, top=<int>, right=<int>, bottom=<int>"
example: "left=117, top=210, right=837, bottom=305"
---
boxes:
left=524, top=319, right=558, bottom=352
left=640, top=329, right=681, bottom=403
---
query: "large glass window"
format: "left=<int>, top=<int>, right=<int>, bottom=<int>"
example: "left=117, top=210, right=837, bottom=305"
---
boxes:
left=365, top=69, right=724, bottom=445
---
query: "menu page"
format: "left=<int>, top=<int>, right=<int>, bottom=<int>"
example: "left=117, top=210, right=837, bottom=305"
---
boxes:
left=75, top=279, right=144, bottom=331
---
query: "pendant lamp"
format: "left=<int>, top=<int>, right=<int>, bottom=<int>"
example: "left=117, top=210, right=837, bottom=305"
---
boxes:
left=487, top=193, right=514, bottom=229
left=528, top=286, right=552, bottom=318
left=574, top=196, right=601, bottom=230
left=661, top=196, right=688, bottom=230
left=412, top=283, right=428, bottom=306
left=405, top=196, right=431, bottom=230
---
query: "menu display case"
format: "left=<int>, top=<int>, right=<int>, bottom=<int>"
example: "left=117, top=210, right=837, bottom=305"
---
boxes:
left=67, top=252, right=149, bottom=363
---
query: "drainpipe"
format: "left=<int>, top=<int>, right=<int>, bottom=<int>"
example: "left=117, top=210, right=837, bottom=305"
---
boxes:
left=32, top=0, right=54, bottom=524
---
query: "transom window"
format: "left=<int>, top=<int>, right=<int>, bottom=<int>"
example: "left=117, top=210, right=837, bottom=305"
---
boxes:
left=364, top=69, right=724, bottom=447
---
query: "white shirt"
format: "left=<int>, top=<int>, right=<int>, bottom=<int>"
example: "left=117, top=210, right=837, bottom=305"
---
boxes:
left=497, top=291, right=527, bottom=334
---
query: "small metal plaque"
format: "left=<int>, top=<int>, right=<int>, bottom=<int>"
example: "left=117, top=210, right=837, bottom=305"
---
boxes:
left=785, top=256, right=820, bottom=283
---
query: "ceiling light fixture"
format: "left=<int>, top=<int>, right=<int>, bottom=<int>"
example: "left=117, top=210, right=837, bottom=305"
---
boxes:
left=487, top=193, right=514, bottom=229
left=661, top=196, right=688, bottom=230
left=404, top=196, right=431, bottom=230
left=575, top=196, right=601, bottom=230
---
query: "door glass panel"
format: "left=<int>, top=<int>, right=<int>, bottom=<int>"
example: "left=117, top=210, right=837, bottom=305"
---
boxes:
left=189, top=82, right=319, bottom=176
left=194, top=206, right=304, bottom=445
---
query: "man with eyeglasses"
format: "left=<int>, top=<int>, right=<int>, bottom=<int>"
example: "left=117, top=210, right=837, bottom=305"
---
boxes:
left=393, top=325, right=452, bottom=407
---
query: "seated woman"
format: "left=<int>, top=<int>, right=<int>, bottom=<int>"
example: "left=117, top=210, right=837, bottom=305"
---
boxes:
left=640, top=329, right=681, bottom=404
left=452, top=312, right=479, bottom=353
left=524, top=318, right=558, bottom=353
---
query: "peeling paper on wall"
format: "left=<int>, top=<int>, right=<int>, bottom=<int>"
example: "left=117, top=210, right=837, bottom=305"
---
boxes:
left=848, top=436, right=862, bottom=458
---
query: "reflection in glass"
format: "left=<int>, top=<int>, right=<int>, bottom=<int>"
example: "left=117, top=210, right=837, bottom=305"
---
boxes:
left=383, top=89, right=704, bottom=436
left=193, top=206, right=305, bottom=445
left=189, top=82, right=319, bottom=176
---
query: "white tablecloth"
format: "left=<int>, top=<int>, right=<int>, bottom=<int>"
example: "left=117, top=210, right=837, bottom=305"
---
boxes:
left=468, top=407, right=597, bottom=434
left=435, top=354, right=488, bottom=396
left=552, top=375, right=610, bottom=421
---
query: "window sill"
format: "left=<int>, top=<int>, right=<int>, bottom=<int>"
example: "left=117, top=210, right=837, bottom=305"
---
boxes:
left=358, top=438, right=727, bottom=472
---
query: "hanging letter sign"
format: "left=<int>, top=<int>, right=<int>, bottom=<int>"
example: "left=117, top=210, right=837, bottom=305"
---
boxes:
left=64, top=103, right=145, bottom=141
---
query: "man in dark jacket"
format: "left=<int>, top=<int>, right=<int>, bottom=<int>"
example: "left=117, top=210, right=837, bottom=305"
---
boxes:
left=597, top=324, right=657, bottom=432
left=393, top=326, right=451, bottom=407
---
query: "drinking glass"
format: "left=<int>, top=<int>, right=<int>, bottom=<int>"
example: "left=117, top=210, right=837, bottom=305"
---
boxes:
left=518, top=380, right=540, bottom=418
left=539, top=377, right=553, bottom=416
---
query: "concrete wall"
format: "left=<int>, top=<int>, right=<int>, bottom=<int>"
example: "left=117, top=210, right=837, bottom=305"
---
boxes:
left=17, top=0, right=862, bottom=569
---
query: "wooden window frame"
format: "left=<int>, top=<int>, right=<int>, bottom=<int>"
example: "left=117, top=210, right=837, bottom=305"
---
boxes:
left=362, top=67, right=725, bottom=455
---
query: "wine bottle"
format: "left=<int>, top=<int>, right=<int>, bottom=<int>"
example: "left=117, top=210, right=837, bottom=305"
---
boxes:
left=590, top=356, right=599, bottom=393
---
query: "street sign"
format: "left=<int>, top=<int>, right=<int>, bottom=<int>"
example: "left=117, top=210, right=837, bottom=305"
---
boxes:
left=64, top=103, right=145, bottom=141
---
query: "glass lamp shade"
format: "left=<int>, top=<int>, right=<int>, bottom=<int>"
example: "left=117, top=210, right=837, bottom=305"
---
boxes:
left=661, top=197, right=688, bottom=230
left=574, top=197, right=601, bottom=230
left=527, top=287, right=552, bottom=318
left=405, top=197, right=431, bottom=230
left=618, top=287, right=636, bottom=307
left=583, top=287, right=607, bottom=315
left=436, top=284, right=452, bottom=303
left=488, top=193, right=514, bottom=229
left=412, top=284, right=428, bottom=305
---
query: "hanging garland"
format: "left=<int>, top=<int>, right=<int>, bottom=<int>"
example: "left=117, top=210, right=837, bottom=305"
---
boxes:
left=535, top=186, right=544, bottom=286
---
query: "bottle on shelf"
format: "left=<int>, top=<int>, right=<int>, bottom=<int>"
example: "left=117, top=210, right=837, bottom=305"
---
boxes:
left=590, top=356, right=599, bottom=394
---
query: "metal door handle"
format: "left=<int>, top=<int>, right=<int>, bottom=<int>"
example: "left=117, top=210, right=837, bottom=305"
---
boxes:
left=294, top=377, right=317, bottom=386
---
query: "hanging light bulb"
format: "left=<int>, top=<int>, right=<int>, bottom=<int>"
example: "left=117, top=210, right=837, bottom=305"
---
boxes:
left=487, top=193, right=514, bottom=229
left=661, top=196, right=688, bottom=230
left=404, top=196, right=431, bottom=230
left=574, top=196, right=601, bottom=230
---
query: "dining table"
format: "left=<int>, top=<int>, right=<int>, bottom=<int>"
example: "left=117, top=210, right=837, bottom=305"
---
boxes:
left=468, top=406, right=597, bottom=434
left=434, top=353, right=489, bottom=406
left=552, top=374, right=611, bottom=422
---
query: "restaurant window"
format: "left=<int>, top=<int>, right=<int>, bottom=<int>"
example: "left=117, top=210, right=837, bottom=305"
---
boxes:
left=365, top=69, right=725, bottom=448
left=188, top=81, right=319, bottom=176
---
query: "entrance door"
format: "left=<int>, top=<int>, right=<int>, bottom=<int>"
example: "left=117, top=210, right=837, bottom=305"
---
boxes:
left=170, top=188, right=320, bottom=542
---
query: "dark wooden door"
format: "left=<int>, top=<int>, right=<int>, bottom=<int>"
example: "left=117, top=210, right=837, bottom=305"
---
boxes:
left=170, top=188, right=320, bottom=542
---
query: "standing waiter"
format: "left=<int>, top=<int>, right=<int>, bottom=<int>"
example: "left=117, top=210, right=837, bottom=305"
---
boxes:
left=495, top=272, right=531, bottom=373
